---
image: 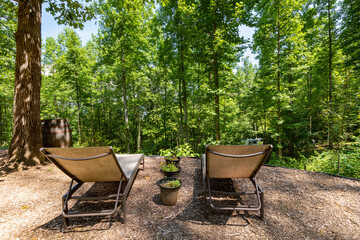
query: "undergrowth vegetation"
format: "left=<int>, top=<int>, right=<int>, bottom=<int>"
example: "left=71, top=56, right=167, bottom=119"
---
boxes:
left=267, top=140, right=360, bottom=179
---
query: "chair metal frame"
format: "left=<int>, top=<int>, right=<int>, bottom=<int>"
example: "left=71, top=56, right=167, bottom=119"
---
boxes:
left=40, top=147, right=144, bottom=228
left=203, top=145, right=272, bottom=220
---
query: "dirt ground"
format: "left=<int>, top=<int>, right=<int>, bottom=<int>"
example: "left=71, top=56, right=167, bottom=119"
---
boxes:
left=0, top=150, right=359, bottom=240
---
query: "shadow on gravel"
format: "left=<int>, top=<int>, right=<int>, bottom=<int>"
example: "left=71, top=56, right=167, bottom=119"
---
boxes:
left=38, top=181, right=126, bottom=232
left=175, top=168, right=256, bottom=227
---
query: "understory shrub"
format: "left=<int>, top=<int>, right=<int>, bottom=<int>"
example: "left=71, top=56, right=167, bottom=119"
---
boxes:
left=159, top=143, right=199, bottom=157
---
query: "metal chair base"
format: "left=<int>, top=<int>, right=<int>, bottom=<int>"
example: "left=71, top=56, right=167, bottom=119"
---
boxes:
left=61, top=155, right=144, bottom=228
left=207, top=176, right=264, bottom=220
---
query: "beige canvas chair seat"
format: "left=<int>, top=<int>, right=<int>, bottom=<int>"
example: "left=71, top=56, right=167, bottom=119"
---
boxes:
left=40, top=147, right=144, bottom=228
left=202, top=145, right=272, bottom=219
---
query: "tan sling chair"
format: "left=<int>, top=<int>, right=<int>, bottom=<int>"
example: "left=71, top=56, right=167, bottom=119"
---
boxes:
left=202, top=145, right=272, bottom=220
left=40, top=147, right=144, bottom=228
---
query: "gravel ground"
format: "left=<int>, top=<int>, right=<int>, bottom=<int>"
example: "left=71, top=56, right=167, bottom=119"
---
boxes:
left=0, top=150, right=359, bottom=239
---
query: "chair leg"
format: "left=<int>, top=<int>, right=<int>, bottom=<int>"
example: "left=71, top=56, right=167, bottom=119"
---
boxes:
left=123, top=196, right=127, bottom=224
left=62, top=180, right=74, bottom=229
left=62, top=216, right=69, bottom=229
left=141, top=156, right=145, bottom=170
left=260, top=191, right=264, bottom=220
left=62, top=195, right=69, bottom=228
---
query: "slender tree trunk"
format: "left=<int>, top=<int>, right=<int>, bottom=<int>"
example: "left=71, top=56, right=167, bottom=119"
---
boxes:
left=122, top=52, right=130, bottom=153
left=327, top=0, right=333, bottom=149
left=180, top=34, right=189, bottom=144
left=97, top=106, right=101, bottom=143
left=307, top=70, right=312, bottom=135
left=135, top=92, right=141, bottom=152
left=336, top=70, right=351, bottom=176
left=0, top=102, right=2, bottom=144
left=277, top=8, right=282, bottom=160
left=8, top=0, right=44, bottom=168
left=178, top=65, right=184, bottom=145
left=4, top=103, right=8, bottom=143
left=109, top=104, right=112, bottom=139
left=53, top=95, right=56, bottom=118
left=164, top=82, right=167, bottom=145
left=213, top=22, right=220, bottom=141
left=91, top=97, right=95, bottom=145
left=137, top=117, right=141, bottom=152
left=75, top=77, right=82, bottom=143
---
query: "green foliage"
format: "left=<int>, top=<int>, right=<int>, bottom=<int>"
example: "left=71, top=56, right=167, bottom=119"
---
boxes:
left=159, top=149, right=174, bottom=157
left=161, top=162, right=179, bottom=172
left=29, top=0, right=360, bottom=181
left=41, top=28, right=93, bottom=144
left=0, top=0, right=16, bottom=146
left=268, top=141, right=360, bottom=179
left=161, top=179, right=181, bottom=188
left=340, top=0, right=360, bottom=69
left=45, top=0, right=95, bottom=29
left=307, top=143, right=360, bottom=179
left=267, top=154, right=306, bottom=170
left=159, top=144, right=199, bottom=157
left=165, top=155, right=179, bottom=162
left=175, top=144, right=199, bottom=157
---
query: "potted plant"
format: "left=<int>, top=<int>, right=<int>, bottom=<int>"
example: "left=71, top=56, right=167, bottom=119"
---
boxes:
left=161, top=161, right=181, bottom=177
left=157, top=177, right=182, bottom=206
left=165, top=154, right=180, bottom=166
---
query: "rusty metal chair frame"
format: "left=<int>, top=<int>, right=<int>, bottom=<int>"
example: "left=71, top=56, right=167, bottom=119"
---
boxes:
left=40, top=147, right=144, bottom=228
left=203, top=145, right=272, bottom=220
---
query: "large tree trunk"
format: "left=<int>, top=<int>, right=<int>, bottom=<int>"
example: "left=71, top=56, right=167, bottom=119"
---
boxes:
left=8, top=0, right=44, bottom=168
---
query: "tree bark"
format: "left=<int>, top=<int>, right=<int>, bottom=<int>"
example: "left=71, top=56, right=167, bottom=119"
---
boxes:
left=137, top=117, right=141, bottom=152
left=307, top=70, right=312, bottom=135
left=277, top=7, right=282, bottom=160
left=178, top=64, right=184, bottom=145
left=135, top=92, right=141, bottom=152
left=122, top=52, right=130, bottom=153
left=75, top=75, right=82, bottom=143
left=327, top=0, right=333, bottom=149
left=163, top=82, right=167, bottom=145
left=0, top=102, right=2, bottom=144
left=8, top=0, right=44, bottom=168
left=213, top=22, right=220, bottom=141
left=180, top=34, right=189, bottom=144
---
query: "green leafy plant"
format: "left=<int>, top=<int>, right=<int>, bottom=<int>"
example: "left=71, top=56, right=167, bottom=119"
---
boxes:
left=159, top=144, right=199, bottom=157
left=161, top=162, right=178, bottom=172
left=165, top=154, right=178, bottom=161
left=161, top=179, right=181, bottom=188
left=176, top=143, right=200, bottom=157
left=159, top=148, right=175, bottom=157
left=307, top=143, right=360, bottom=179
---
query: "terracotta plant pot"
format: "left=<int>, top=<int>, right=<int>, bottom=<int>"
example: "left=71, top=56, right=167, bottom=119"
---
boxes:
left=165, top=156, right=180, bottom=166
left=162, top=167, right=181, bottom=177
left=157, top=177, right=181, bottom=206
